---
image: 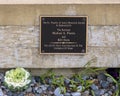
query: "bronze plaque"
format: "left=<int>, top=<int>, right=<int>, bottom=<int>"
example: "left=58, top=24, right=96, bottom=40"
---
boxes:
left=40, top=16, right=88, bottom=54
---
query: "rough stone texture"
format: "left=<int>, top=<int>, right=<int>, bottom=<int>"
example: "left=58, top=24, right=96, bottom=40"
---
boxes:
left=89, top=26, right=120, bottom=47
left=0, top=47, right=32, bottom=68
left=0, top=25, right=119, bottom=68
left=0, top=0, right=119, bottom=4
left=0, top=5, right=120, bottom=25
left=0, top=26, right=39, bottom=48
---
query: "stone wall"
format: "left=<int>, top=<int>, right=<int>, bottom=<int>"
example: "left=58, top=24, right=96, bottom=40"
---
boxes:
left=0, top=25, right=119, bottom=68
left=0, top=5, right=120, bottom=68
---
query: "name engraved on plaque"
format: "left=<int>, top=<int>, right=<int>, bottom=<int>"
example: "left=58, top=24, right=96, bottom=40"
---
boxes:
left=40, top=16, right=88, bottom=54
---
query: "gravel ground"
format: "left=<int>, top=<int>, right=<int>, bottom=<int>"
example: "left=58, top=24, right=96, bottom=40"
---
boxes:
left=0, top=72, right=119, bottom=96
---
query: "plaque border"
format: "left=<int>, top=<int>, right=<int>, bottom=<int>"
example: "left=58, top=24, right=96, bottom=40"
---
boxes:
left=39, top=16, right=88, bottom=55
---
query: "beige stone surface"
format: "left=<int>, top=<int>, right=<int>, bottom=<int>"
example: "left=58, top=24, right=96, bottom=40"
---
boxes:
left=89, top=26, right=119, bottom=47
left=0, top=0, right=119, bottom=4
left=0, top=25, right=119, bottom=68
left=0, top=5, right=119, bottom=25
left=29, top=68, right=80, bottom=76
left=32, top=47, right=117, bottom=68
left=75, top=5, right=106, bottom=25
left=118, top=50, right=120, bottom=65
left=0, top=26, right=39, bottom=47
left=0, top=47, right=32, bottom=68
left=106, top=5, right=120, bottom=25
left=0, top=5, right=36, bottom=25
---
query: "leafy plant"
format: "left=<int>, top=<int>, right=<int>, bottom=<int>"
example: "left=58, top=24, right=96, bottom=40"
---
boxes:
left=70, top=73, right=94, bottom=92
left=91, top=90, right=95, bottom=96
left=4, top=68, right=31, bottom=92
left=52, top=75, right=64, bottom=86
left=40, top=69, right=55, bottom=84
left=106, top=68, right=120, bottom=96
left=69, top=83, right=78, bottom=92
left=117, top=70, right=120, bottom=88
left=39, top=59, right=116, bottom=95
left=82, top=57, right=106, bottom=76
left=105, top=73, right=120, bottom=96
left=52, top=75, right=66, bottom=94
left=84, top=80, right=94, bottom=91
left=40, top=69, right=66, bottom=94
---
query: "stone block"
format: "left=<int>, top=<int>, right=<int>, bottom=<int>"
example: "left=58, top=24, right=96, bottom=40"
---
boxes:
left=106, top=5, right=120, bottom=25
left=0, top=5, right=119, bottom=25
left=0, top=5, right=36, bottom=25
left=88, top=25, right=119, bottom=47
left=104, top=26, right=118, bottom=47
left=88, top=26, right=106, bottom=46
left=0, top=26, right=39, bottom=48
left=117, top=49, right=120, bottom=65
left=32, top=47, right=119, bottom=68
left=0, top=48, right=32, bottom=68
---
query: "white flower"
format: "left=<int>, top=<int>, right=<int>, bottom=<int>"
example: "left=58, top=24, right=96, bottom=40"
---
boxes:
left=4, top=68, right=31, bottom=91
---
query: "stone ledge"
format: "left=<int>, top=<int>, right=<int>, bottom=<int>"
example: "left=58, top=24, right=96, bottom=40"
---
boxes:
left=30, top=47, right=120, bottom=68
left=0, top=0, right=119, bottom=4
left=0, top=47, right=119, bottom=68
left=0, top=5, right=120, bottom=25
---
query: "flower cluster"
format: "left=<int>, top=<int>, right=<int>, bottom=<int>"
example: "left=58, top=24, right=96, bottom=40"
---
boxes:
left=4, top=68, right=31, bottom=91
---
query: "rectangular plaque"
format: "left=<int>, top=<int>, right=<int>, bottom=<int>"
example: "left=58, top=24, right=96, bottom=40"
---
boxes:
left=40, top=16, right=88, bottom=54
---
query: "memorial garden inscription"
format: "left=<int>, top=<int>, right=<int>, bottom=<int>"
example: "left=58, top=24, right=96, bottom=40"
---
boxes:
left=40, top=16, right=87, bottom=54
